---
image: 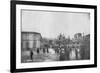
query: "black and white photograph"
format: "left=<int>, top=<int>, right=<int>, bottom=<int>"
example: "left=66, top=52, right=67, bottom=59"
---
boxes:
left=21, top=10, right=90, bottom=63
left=11, top=1, right=97, bottom=72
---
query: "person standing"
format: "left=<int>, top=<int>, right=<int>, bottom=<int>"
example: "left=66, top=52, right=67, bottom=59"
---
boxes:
left=30, top=50, right=33, bottom=61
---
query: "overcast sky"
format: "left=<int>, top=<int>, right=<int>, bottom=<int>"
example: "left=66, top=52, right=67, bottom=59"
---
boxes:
left=22, top=10, right=90, bottom=39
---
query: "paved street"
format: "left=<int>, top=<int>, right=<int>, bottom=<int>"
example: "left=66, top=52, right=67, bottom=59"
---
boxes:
left=32, top=53, right=60, bottom=62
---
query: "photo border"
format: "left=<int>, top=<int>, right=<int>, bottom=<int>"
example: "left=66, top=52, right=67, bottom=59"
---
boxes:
left=10, top=0, right=97, bottom=72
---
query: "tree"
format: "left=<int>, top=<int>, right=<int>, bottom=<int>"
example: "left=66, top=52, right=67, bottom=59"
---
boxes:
left=55, top=34, right=70, bottom=61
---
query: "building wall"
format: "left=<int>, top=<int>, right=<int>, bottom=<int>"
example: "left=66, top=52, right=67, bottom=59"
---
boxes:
left=21, top=32, right=41, bottom=51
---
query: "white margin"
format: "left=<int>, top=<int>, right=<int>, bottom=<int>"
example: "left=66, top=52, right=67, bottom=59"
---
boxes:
left=16, top=4, right=94, bottom=69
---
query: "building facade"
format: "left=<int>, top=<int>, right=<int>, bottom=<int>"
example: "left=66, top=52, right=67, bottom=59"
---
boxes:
left=21, top=32, right=42, bottom=51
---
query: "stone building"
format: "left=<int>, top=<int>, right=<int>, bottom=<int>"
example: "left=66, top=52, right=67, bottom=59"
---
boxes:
left=21, top=32, right=42, bottom=51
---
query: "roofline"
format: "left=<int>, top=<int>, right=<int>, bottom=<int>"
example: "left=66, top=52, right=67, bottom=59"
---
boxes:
left=21, top=31, right=41, bottom=35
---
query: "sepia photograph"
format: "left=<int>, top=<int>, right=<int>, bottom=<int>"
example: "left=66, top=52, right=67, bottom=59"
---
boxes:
left=11, top=1, right=97, bottom=72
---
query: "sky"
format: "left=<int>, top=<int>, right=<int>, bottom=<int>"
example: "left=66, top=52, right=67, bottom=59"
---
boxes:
left=22, top=10, right=90, bottom=39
